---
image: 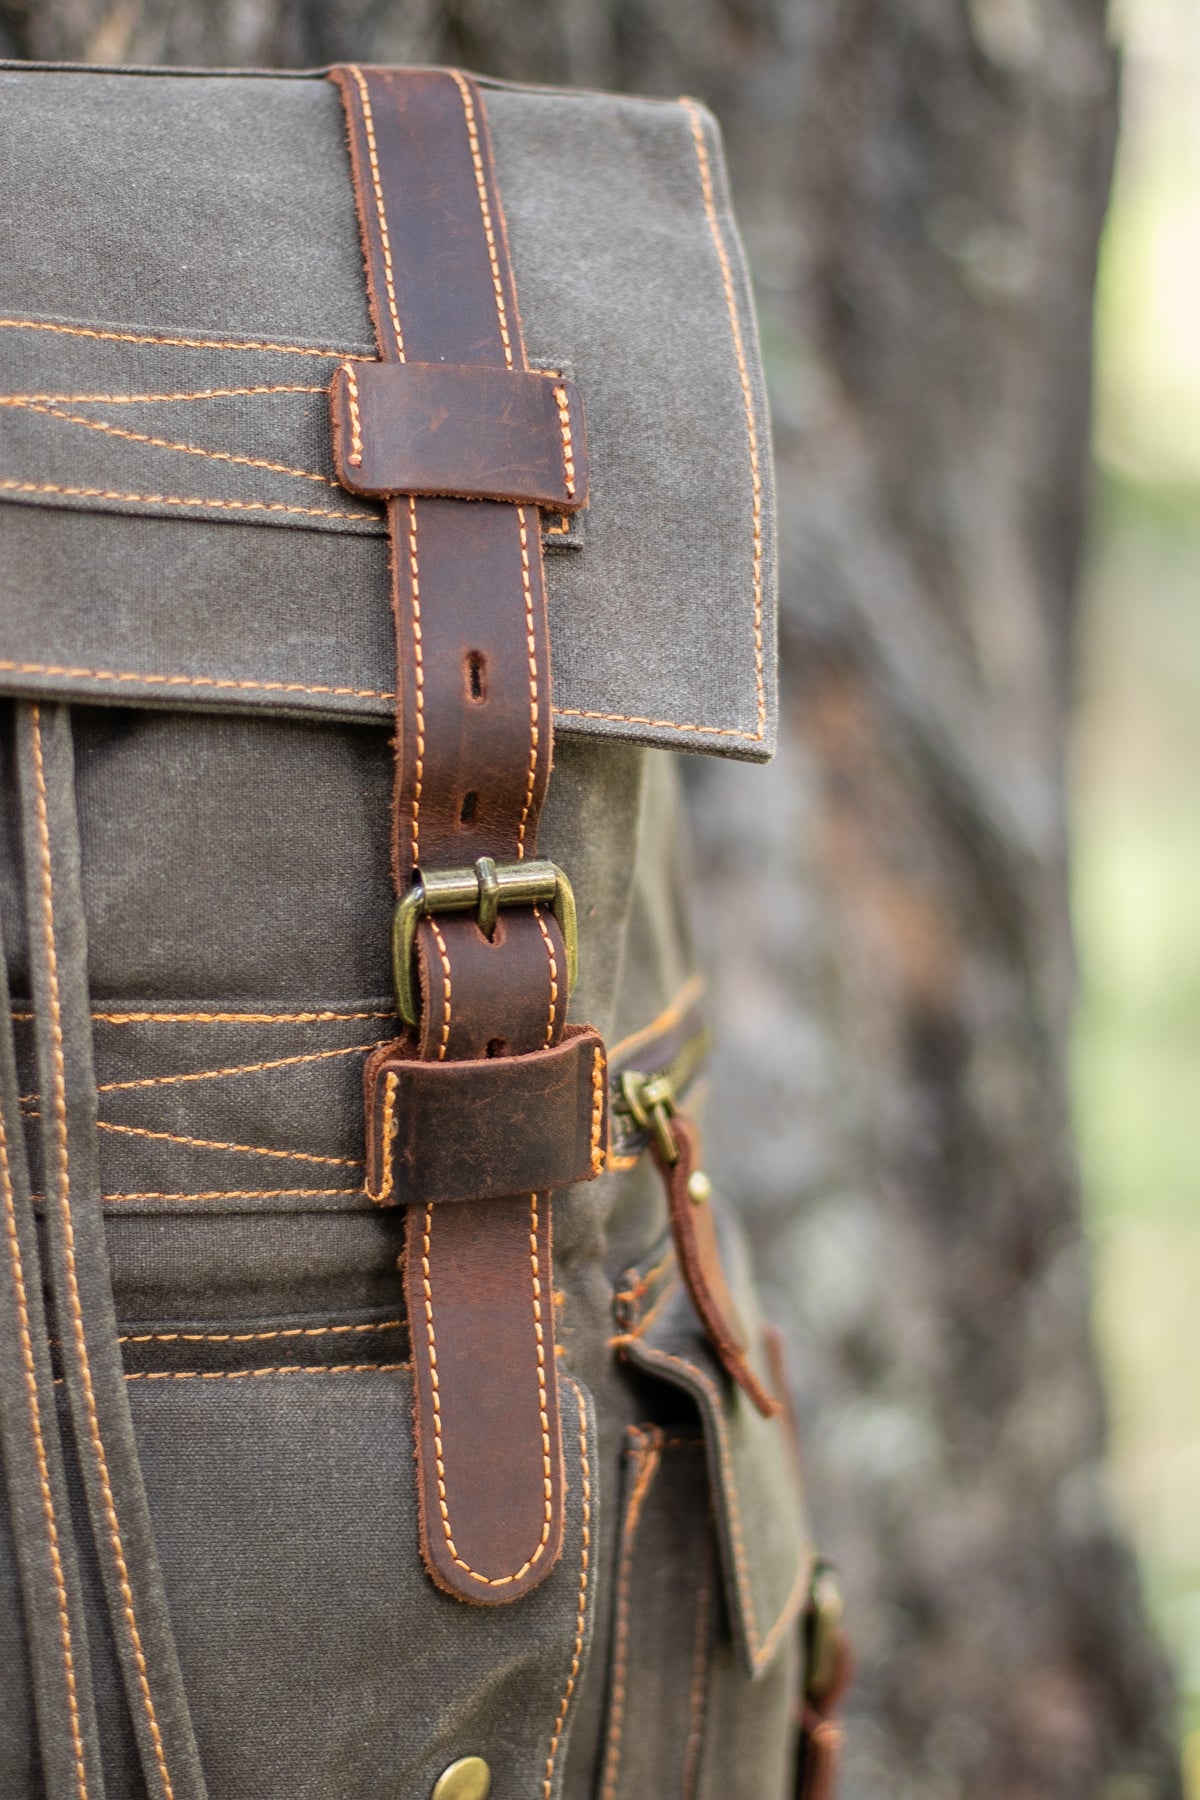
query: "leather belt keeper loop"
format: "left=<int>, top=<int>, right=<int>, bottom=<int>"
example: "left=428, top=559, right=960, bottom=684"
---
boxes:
left=365, top=1025, right=608, bottom=1207
left=330, top=361, right=589, bottom=509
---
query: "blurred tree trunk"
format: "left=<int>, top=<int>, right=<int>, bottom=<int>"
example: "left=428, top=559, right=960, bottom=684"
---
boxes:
left=1, top=1, right=1181, bottom=1795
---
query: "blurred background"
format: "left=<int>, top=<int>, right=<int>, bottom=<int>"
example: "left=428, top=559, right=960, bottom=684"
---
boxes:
left=1076, top=0, right=1200, bottom=1781
left=1, top=0, right=1195, bottom=1793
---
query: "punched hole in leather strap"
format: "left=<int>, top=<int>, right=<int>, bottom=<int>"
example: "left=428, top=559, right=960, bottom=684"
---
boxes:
left=329, top=62, right=607, bottom=1607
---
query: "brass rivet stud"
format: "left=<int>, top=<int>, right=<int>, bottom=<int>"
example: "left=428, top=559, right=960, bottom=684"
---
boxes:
left=432, top=1757, right=492, bottom=1800
left=687, top=1169, right=713, bottom=1206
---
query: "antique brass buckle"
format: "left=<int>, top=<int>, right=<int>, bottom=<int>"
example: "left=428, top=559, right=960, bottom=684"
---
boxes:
left=392, top=856, right=578, bottom=1027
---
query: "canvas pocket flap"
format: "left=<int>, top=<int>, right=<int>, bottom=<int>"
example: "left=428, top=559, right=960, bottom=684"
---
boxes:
left=0, top=68, right=776, bottom=762
left=615, top=1210, right=814, bottom=1679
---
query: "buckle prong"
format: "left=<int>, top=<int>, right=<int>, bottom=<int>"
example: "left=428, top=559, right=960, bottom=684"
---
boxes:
left=392, top=856, right=578, bottom=1027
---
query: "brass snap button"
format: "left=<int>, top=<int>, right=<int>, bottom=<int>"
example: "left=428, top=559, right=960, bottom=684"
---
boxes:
left=432, top=1756, right=491, bottom=1800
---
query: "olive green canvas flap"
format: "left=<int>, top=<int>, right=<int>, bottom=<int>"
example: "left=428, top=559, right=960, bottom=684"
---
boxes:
left=0, top=66, right=777, bottom=761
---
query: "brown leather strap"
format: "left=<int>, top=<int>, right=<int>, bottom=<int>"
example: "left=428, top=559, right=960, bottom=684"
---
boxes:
left=329, top=63, right=604, bottom=1605
left=652, top=1114, right=782, bottom=1419
left=328, top=63, right=557, bottom=889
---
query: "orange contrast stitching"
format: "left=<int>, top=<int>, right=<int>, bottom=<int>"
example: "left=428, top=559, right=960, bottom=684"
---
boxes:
left=119, top=1320, right=401, bottom=1346
left=599, top=1431, right=663, bottom=1800
left=541, top=1381, right=591, bottom=1799
left=448, top=71, right=514, bottom=369
left=638, top=1344, right=809, bottom=1672
left=590, top=1047, right=606, bottom=1176
left=30, top=706, right=176, bottom=1800
left=0, top=384, right=326, bottom=405
left=87, top=1010, right=393, bottom=1026
left=514, top=506, right=541, bottom=858
left=405, top=495, right=425, bottom=866
left=0, top=478, right=374, bottom=522
left=341, top=362, right=364, bottom=466
left=96, top=1042, right=381, bottom=1093
left=9, top=400, right=338, bottom=486
left=94, top=1120, right=363, bottom=1170
left=421, top=1193, right=554, bottom=1584
left=347, top=67, right=405, bottom=361
left=614, top=1243, right=676, bottom=1307
left=92, top=1187, right=362, bottom=1203
left=544, top=514, right=570, bottom=536
left=608, top=1272, right=679, bottom=1347
left=368, top=1071, right=398, bottom=1204
left=0, top=1062, right=89, bottom=1798
left=552, top=385, right=576, bottom=500
left=0, top=658, right=762, bottom=739
left=534, top=908, right=558, bottom=1049
left=607, top=974, right=706, bottom=1062
left=121, top=1361, right=407, bottom=1383
left=682, top=100, right=766, bottom=743
left=0, top=318, right=358, bottom=357
left=428, top=919, right=453, bottom=1062
left=0, top=659, right=392, bottom=703
left=553, top=705, right=761, bottom=742
left=681, top=1558, right=712, bottom=1800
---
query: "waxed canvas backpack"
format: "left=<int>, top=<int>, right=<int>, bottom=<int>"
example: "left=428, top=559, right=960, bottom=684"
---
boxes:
left=0, top=60, right=846, bottom=1800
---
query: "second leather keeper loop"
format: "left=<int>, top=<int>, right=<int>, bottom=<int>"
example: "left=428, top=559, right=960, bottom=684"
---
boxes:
left=330, top=360, right=589, bottom=509
left=364, top=1024, right=609, bottom=1207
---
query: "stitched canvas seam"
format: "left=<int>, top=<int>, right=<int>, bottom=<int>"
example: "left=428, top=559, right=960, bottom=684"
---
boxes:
left=681, top=1554, right=712, bottom=1800
left=89, top=1187, right=363, bottom=1203
left=541, top=1380, right=591, bottom=1800
left=0, top=660, right=394, bottom=702
left=607, top=974, right=706, bottom=1063
left=96, top=1042, right=381, bottom=1093
left=0, top=385, right=327, bottom=405
left=30, top=706, right=177, bottom=1800
left=0, top=1066, right=89, bottom=1798
left=608, top=1272, right=679, bottom=1346
left=88, top=1010, right=393, bottom=1026
left=681, top=99, right=766, bottom=743
left=0, top=659, right=760, bottom=742
left=94, top=1120, right=363, bottom=1170
left=0, top=478, right=374, bottom=523
left=10, top=399, right=337, bottom=487
left=119, top=1361, right=407, bottom=1383
left=0, top=318, right=359, bottom=359
left=599, top=1431, right=663, bottom=1800
left=119, top=1320, right=400, bottom=1346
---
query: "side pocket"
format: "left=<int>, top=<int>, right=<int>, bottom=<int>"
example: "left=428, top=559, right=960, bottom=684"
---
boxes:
left=605, top=1204, right=815, bottom=1800
left=102, top=1359, right=599, bottom=1800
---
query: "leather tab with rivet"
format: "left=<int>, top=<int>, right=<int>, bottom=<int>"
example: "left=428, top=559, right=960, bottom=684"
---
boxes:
left=328, top=62, right=606, bottom=1605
